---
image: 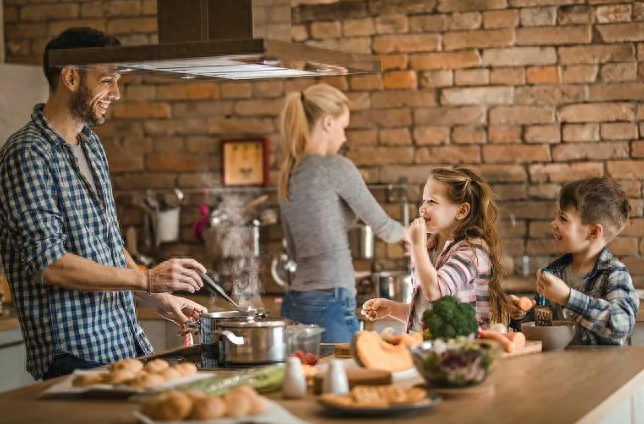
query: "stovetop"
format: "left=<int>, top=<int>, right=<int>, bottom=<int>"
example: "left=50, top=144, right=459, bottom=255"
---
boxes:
left=148, top=344, right=335, bottom=371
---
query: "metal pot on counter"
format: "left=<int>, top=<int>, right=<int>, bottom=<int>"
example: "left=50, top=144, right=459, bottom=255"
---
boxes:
left=215, top=316, right=292, bottom=365
left=189, top=311, right=292, bottom=365
left=372, top=271, right=413, bottom=303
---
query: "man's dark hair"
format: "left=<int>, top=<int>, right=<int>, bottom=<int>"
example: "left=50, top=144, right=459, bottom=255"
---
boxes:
left=559, top=177, right=631, bottom=242
left=43, top=27, right=120, bottom=91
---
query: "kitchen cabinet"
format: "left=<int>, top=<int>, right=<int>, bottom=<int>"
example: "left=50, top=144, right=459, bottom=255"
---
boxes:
left=0, top=328, right=34, bottom=392
left=137, top=319, right=184, bottom=352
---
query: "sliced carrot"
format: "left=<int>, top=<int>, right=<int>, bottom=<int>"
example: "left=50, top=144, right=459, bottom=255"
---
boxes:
left=505, top=332, right=526, bottom=350
left=479, top=330, right=515, bottom=353
left=518, top=297, right=534, bottom=312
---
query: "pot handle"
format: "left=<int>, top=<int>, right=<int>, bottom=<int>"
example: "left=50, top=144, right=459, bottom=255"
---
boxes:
left=185, top=321, right=200, bottom=330
left=214, top=330, right=245, bottom=345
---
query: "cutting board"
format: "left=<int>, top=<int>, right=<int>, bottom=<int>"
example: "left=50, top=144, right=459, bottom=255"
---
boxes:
left=502, top=340, right=542, bottom=358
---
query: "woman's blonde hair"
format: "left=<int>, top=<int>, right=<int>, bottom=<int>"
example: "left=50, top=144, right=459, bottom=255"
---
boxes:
left=429, top=167, right=510, bottom=326
left=278, top=83, right=349, bottom=202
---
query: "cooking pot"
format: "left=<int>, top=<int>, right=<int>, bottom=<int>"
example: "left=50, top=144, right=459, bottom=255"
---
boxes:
left=189, top=310, right=260, bottom=346
left=215, top=316, right=292, bottom=365
left=372, top=271, right=413, bottom=303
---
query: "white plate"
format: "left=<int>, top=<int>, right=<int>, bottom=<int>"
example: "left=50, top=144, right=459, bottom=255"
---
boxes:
left=39, top=369, right=216, bottom=399
left=133, top=400, right=309, bottom=424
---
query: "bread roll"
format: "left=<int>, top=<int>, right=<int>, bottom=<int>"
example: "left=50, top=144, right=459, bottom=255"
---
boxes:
left=72, top=373, right=104, bottom=387
left=141, top=391, right=192, bottom=421
left=159, top=367, right=181, bottom=382
left=128, top=372, right=166, bottom=389
left=110, top=358, right=143, bottom=373
left=184, top=390, right=207, bottom=402
left=224, top=391, right=252, bottom=417
left=144, top=359, right=170, bottom=374
left=226, top=386, right=267, bottom=415
left=175, top=362, right=198, bottom=378
left=190, top=396, right=227, bottom=420
left=249, top=394, right=268, bottom=415
left=103, top=369, right=137, bottom=385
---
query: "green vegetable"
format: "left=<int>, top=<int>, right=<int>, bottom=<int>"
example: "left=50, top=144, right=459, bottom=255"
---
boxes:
left=175, top=364, right=284, bottom=395
left=422, top=296, right=478, bottom=340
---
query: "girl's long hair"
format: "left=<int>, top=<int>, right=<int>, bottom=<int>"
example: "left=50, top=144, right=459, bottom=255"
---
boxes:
left=278, top=83, right=349, bottom=202
left=429, top=167, right=510, bottom=326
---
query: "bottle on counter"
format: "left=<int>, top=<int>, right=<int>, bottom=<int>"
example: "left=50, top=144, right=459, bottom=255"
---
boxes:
left=323, top=360, right=349, bottom=395
left=282, top=356, right=307, bottom=399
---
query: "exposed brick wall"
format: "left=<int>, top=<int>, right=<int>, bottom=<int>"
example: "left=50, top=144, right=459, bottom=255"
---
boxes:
left=4, top=0, right=644, bottom=286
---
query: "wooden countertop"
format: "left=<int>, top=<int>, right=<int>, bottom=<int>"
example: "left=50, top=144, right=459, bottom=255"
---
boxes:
left=2, top=346, right=644, bottom=424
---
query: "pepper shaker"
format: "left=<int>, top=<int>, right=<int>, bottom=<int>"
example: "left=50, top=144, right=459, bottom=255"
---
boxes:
left=323, top=360, right=349, bottom=395
left=282, top=357, right=307, bottom=399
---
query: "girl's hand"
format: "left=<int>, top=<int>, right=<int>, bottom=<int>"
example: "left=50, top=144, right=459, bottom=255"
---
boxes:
left=409, top=217, right=428, bottom=246
left=508, top=294, right=535, bottom=321
left=361, top=298, right=392, bottom=321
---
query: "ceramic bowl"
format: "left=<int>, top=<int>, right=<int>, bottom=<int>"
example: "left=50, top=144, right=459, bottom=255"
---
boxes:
left=521, top=321, right=577, bottom=351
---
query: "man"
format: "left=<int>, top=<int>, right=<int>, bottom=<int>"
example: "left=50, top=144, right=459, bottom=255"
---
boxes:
left=0, top=27, right=208, bottom=380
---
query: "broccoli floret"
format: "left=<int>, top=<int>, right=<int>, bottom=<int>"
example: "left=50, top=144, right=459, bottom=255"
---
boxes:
left=421, top=296, right=478, bottom=340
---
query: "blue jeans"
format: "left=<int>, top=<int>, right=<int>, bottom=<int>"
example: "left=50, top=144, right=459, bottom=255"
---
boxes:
left=43, top=352, right=107, bottom=380
left=281, top=288, right=360, bottom=343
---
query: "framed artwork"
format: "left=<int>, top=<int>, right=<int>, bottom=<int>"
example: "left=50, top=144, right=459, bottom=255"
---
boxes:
left=221, top=138, right=270, bottom=186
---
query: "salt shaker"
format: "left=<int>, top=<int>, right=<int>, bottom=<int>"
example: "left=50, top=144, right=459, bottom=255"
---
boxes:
left=282, top=357, right=307, bottom=399
left=323, top=360, right=349, bottom=395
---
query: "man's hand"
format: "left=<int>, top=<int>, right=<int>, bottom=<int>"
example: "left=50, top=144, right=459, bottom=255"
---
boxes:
left=148, top=258, right=206, bottom=293
left=152, top=293, right=208, bottom=326
left=409, top=217, right=428, bottom=247
left=537, top=269, right=571, bottom=306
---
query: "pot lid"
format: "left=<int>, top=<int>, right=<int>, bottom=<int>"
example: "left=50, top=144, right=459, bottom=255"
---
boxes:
left=202, top=310, right=255, bottom=319
left=219, top=316, right=292, bottom=328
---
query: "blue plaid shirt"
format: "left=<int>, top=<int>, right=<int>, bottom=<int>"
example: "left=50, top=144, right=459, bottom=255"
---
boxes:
left=0, top=104, right=152, bottom=379
left=542, top=247, right=639, bottom=345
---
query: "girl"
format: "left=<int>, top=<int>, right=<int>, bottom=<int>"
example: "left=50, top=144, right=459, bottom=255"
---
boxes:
left=362, top=167, right=510, bottom=331
left=278, top=83, right=408, bottom=343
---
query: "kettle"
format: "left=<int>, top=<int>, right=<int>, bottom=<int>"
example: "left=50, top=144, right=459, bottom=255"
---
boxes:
left=348, top=221, right=374, bottom=260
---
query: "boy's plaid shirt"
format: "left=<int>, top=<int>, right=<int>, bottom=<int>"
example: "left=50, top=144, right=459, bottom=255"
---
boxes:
left=543, top=247, right=639, bottom=345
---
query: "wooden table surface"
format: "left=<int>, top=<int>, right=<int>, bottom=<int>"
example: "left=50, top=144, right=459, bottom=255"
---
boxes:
left=2, top=346, right=644, bottom=424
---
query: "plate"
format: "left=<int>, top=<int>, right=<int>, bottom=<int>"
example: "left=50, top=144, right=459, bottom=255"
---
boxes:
left=134, top=400, right=309, bottom=424
left=318, top=393, right=442, bottom=416
left=39, top=369, right=216, bottom=399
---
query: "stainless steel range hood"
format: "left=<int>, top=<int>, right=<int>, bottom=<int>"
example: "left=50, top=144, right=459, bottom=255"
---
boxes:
left=48, top=0, right=380, bottom=80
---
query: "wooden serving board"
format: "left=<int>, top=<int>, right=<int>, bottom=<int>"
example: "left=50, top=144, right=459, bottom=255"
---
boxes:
left=502, top=340, right=542, bottom=358
left=313, top=368, right=392, bottom=395
left=418, top=382, right=496, bottom=400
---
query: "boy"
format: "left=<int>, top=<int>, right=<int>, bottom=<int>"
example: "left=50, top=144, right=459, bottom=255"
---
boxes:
left=515, top=177, right=639, bottom=345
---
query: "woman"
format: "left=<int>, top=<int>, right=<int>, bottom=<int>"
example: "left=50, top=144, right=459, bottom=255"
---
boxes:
left=278, top=83, right=408, bottom=343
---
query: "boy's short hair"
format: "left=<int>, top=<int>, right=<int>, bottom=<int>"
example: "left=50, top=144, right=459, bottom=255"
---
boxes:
left=43, top=27, right=120, bottom=92
left=559, top=177, right=631, bottom=241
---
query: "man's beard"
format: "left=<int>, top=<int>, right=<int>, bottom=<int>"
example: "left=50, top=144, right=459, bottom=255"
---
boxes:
left=70, top=81, right=104, bottom=127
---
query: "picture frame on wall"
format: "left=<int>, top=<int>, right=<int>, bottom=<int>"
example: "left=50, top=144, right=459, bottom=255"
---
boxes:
left=221, top=138, right=270, bottom=187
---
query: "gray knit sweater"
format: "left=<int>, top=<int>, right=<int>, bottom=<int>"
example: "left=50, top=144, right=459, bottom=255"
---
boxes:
left=279, top=154, right=404, bottom=294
